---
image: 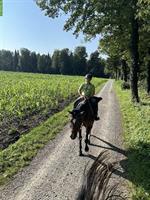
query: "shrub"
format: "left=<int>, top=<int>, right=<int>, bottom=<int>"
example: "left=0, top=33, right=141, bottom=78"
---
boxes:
left=121, top=82, right=130, bottom=90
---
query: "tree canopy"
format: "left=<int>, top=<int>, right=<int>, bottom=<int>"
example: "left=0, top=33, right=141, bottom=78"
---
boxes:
left=0, top=47, right=106, bottom=77
left=36, top=0, right=150, bottom=101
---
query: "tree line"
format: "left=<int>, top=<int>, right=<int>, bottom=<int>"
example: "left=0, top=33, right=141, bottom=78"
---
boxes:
left=36, top=0, right=150, bottom=101
left=0, top=47, right=106, bottom=77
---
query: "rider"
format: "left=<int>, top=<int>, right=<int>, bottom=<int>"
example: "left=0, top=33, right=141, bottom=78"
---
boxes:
left=74, top=73, right=100, bottom=121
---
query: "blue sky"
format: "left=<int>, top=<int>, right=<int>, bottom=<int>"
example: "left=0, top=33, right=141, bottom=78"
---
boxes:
left=0, top=0, right=100, bottom=56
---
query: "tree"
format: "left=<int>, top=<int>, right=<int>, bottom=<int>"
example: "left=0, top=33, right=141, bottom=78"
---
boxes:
left=30, top=52, right=38, bottom=72
left=138, top=0, right=150, bottom=94
left=51, top=50, right=61, bottom=74
left=37, top=54, right=49, bottom=73
left=12, top=50, right=19, bottom=71
left=0, top=50, right=13, bottom=71
left=105, top=56, right=121, bottom=80
left=87, top=51, right=105, bottom=77
left=73, top=46, right=87, bottom=75
left=59, top=48, right=73, bottom=75
left=19, top=48, right=31, bottom=72
left=100, top=33, right=130, bottom=82
left=45, top=53, right=52, bottom=73
left=36, top=0, right=147, bottom=102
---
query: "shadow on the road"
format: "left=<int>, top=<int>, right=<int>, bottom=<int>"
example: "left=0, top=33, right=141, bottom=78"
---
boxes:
left=89, top=135, right=150, bottom=198
left=82, top=154, right=97, bottom=161
left=90, top=135, right=127, bottom=156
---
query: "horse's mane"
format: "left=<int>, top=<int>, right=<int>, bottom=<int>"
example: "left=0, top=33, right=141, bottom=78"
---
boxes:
left=76, top=151, right=127, bottom=200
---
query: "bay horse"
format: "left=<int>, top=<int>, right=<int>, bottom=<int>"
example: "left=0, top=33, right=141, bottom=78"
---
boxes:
left=69, top=96, right=102, bottom=156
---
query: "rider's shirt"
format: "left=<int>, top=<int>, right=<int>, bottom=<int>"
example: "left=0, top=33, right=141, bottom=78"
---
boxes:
left=78, top=83, right=95, bottom=98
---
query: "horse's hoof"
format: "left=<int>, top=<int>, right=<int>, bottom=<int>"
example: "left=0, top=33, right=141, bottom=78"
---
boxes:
left=85, top=146, right=89, bottom=152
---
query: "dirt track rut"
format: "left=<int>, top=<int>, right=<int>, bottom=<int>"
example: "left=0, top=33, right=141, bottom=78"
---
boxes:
left=0, top=80, right=128, bottom=200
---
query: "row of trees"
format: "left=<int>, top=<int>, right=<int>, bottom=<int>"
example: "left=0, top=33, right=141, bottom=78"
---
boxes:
left=0, top=47, right=106, bottom=77
left=36, top=0, right=150, bottom=101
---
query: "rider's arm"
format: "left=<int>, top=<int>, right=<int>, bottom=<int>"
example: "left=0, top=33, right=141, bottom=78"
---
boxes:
left=78, top=84, right=84, bottom=96
left=88, top=84, right=95, bottom=97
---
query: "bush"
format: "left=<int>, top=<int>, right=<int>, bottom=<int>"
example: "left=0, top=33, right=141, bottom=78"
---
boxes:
left=121, top=81, right=130, bottom=90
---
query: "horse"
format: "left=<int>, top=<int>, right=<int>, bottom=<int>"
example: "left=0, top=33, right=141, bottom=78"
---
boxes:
left=69, top=96, right=102, bottom=156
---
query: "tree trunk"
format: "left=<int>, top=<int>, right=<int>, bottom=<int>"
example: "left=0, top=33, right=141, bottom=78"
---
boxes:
left=147, top=48, right=150, bottom=95
left=130, top=9, right=140, bottom=102
left=115, top=68, right=118, bottom=80
left=121, top=59, right=128, bottom=82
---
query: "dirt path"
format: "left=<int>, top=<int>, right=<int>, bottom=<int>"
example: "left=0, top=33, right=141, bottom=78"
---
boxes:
left=0, top=80, right=128, bottom=200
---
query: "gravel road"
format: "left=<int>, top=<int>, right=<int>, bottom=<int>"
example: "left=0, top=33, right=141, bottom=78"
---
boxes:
left=0, top=80, right=128, bottom=200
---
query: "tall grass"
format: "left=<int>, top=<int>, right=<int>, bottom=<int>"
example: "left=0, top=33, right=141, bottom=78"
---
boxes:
left=115, top=81, right=150, bottom=200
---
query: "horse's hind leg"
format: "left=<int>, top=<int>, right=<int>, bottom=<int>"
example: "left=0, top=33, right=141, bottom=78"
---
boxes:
left=79, top=129, right=83, bottom=156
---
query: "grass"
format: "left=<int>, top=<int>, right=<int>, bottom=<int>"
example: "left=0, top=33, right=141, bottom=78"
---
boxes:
left=115, top=81, right=150, bottom=200
left=0, top=75, right=106, bottom=185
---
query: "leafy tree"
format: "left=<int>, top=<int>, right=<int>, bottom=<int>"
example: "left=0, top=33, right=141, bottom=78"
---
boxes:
left=45, top=53, right=52, bottom=73
left=51, top=50, right=61, bottom=74
left=73, top=46, right=87, bottom=75
left=19, top=48, right=31, bottom=72
left=87, top=51, right=105, bottom=77
left=105, top=56, right=121, bottom=80
left=36, top=0, right=146, bottom=102
left=100, top=33, right=130, bottom=82
left=30, top=52, right=38, bottom=72
left=59, top=48, right=73, bottom=75
left=138, top=0, right=150, bottom=94
left=0, top=50, right=13, bottom=71
left=12, top=50, right=19, bottom=71
left=37, top=54, right=49, bottom=73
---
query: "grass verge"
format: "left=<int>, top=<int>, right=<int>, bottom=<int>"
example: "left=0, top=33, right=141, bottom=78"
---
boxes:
left=114, top=81, right=150, bottom=200
left=0, top=80, right=106, bottom=185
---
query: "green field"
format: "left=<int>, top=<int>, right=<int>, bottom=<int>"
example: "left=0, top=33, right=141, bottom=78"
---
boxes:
left=0, top=71, right=106, bottom=184
left=115, top=81, right=150, bottom=200
left=0, top=71, right=105, bottom=126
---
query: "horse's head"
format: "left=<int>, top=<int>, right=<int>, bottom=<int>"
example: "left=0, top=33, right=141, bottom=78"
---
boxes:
left=69, top=110, right=84, bottom=140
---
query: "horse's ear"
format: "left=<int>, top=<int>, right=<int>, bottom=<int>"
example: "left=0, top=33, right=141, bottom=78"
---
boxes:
left=97, top=97, right=103, bottom=102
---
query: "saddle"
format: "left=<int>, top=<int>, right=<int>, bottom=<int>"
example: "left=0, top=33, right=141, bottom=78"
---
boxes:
left=72, top=96, right=102, bottom=120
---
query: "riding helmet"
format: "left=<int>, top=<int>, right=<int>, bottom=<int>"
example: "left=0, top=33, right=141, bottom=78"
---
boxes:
left=85, top=73, right=92, bottom=79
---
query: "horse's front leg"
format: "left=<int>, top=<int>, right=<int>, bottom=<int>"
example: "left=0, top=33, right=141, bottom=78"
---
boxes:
left=79, top=129, right=83, bottom=156
left=85, top=126, right=92, bottom=152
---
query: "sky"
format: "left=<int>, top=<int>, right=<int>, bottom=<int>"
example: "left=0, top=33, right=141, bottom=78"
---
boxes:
left=0, top=0, right=101, bottom=56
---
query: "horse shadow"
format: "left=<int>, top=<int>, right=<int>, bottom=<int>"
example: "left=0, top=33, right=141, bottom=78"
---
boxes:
left=87, top=135, right=150, bottom=199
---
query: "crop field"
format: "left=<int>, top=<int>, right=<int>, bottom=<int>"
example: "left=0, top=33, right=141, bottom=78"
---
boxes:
left=0, top=71, right=106, bottom=149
